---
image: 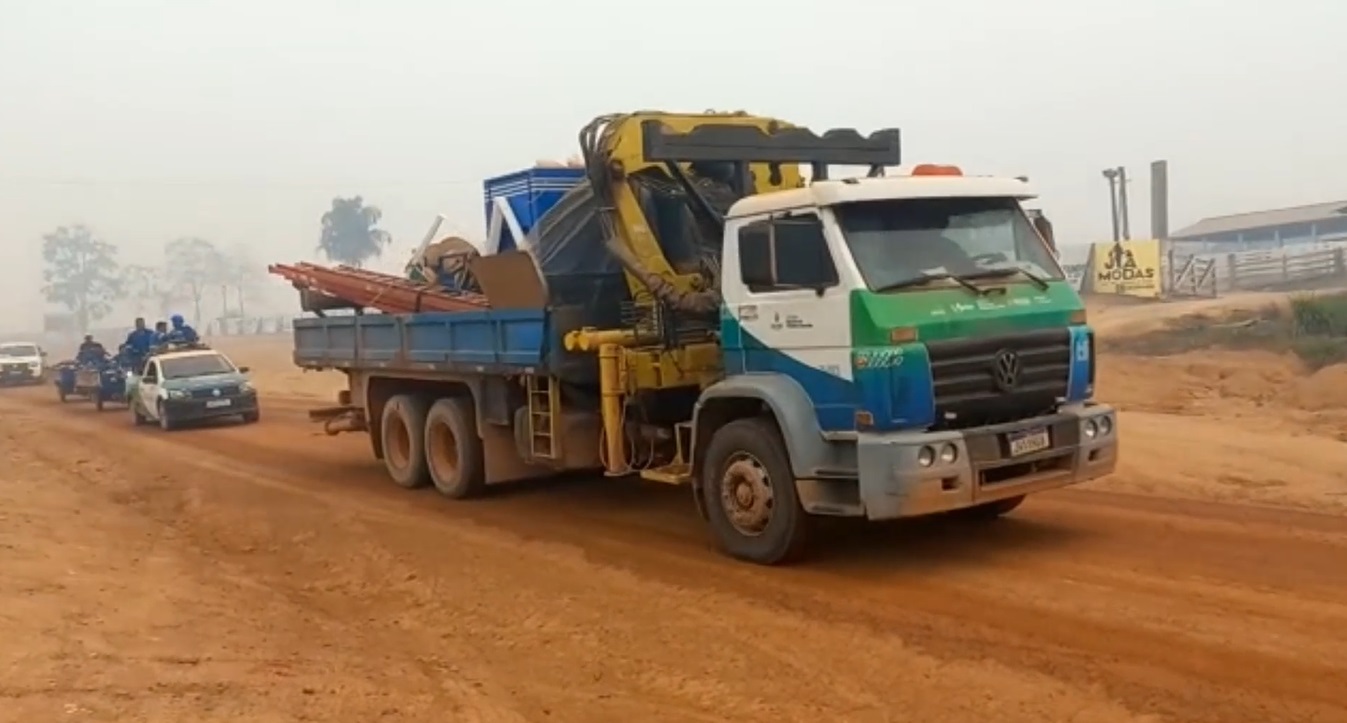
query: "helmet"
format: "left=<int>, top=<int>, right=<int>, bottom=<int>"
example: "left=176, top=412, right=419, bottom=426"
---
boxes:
left=170, top=314, right=184, bottom=326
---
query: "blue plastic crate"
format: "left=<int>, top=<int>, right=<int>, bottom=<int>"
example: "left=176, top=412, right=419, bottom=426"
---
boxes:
left=483, top=167, right=585, bottom=252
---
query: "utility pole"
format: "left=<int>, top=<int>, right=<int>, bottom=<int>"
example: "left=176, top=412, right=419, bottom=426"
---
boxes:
left=1117, top=166, right=1132, bottom=240
left=1101, top=168, right=1121, bottom=242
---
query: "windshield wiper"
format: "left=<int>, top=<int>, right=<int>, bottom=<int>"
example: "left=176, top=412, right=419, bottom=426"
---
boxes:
left=964, top=265, right=1050, bottom=290
left=872, top=271, right=987, bottom=296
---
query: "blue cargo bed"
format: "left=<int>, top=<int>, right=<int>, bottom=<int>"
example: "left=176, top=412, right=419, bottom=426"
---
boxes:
left=293, top=309, right=548, bottom=375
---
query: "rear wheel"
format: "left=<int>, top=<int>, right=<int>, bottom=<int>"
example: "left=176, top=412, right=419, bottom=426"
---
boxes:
left=701, top=418, right=811, bottom=565
left=94, top=390, right=105, bottom=412
left=424, top=397, right=485, bottom=499
left=241, top=410, right=260, bottom=424
left=380, top=394, right=431, bottom=489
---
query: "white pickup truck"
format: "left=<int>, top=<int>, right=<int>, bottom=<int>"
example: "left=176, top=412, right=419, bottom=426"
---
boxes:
left=0, top=342, right=47, bottom=386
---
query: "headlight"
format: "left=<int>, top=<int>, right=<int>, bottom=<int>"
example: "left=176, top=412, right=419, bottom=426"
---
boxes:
left=28, top=362, right=40, bottom=369
left=917, top=446, right=936, bottom=467
left=1084, top=419, right=1098, bottom=439
left=1097, top=415, right=1113, bottom=436
left=238, top=381, right=254, bottom=393
left=939, top=443, right=958, bottom=464
left=166, top=389, right=188, bottom=400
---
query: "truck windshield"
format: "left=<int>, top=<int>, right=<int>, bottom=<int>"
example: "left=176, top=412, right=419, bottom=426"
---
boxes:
left=161, top=354, right=234, bottom=379
left=834, top=197, right=1063, bottom=292
left=0, top=345, right=38, bottom=357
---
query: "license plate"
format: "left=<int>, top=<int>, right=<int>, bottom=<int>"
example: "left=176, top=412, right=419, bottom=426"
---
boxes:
left=205, top=399, right=232, bottom=409
left=1007, top=427, right=1050, bottom=457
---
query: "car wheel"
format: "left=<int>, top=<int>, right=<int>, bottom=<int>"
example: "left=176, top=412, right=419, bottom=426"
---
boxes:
left=157, top=401, right=176, bottom=431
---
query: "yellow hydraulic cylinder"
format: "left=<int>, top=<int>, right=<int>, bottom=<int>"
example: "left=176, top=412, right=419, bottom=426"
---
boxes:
left=564, top=327, right=639, bottom=352
left=597, top=342, right=627, bottom=475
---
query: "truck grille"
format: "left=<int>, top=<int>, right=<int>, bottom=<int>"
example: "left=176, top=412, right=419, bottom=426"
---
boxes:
left=925, top=328, right=1071, bottom=430
left=189, top=385, right=240, bottom=399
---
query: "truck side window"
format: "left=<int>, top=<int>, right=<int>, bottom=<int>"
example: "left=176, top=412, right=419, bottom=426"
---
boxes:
left=738, top=216, right=838, bottom=292
left=143, top=362, right=158, bottom=382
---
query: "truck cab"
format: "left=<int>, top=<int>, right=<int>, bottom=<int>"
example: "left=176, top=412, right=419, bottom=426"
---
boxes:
left=692, top=167, right=1116, bottom=561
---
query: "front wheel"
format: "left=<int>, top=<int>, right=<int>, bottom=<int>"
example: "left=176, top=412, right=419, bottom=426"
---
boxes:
left=700, top=417, right=811, bottom=565
left=956, top=495, right=1025, bottom=521
left=157, top=402, right=177, bottom=431
left=241, top=410, right=260, bottom=424
left=94, top=390, right=105, bottom=412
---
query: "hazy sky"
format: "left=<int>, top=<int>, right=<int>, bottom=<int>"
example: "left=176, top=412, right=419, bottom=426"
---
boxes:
left=2, top=0, right=1345, bottom=329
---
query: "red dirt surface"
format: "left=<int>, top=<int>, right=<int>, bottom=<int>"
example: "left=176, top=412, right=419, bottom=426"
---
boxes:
left=2, top=298, right=1346, bottom=722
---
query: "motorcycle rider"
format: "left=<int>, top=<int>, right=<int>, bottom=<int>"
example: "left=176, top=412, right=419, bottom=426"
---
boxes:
left=75, top=335, right=107, bottom=365
left=165, top=313, right=199, bottom=344
left=123, top=317, right=156, bottom=368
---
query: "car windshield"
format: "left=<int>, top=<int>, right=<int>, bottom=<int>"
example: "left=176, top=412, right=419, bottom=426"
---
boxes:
left=160, top=354, right=234, bottom=379
left=0, top=344, right=38, bottom=357
left=833, top=197, right=1064, bottom=292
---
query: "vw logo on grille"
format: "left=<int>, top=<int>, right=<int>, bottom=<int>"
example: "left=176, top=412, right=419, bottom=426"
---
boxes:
left=991, top=349, right=1021, bottom=392
left=212, top=388, right=221, bottom=397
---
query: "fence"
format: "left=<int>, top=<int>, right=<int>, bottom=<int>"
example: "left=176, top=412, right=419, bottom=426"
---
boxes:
left=204, top=315, right=293, bottom=336
left=1166, top=242, right=1347, bottom=296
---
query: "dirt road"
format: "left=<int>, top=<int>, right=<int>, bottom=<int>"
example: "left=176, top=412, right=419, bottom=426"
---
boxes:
left=2, top=341, right=1347, bottom=722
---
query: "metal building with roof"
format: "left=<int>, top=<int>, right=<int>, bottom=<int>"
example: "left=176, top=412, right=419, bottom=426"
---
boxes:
left=1169, top=199, right=1347, bottom=254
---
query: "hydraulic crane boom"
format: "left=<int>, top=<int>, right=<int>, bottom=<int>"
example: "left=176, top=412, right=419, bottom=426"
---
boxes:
left=576, top=111, right=903, bottom=316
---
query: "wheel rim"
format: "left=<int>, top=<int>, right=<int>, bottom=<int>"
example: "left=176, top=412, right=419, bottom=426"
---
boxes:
left=426, top=417, right=459, bottom=482
left=386, top=412, right=411, bottom=470
left=718, top=452, right=775, bottom=537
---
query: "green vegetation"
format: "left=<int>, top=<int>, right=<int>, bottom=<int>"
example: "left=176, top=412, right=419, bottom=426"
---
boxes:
left=1104, top=292, right=1347, bottom=369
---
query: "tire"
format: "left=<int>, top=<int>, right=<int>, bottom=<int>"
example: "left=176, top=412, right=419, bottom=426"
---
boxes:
left=700, top=417, right=811, bottom=565
left=94, top=390, right=105, bottom=412
left=380, top=394, right=431, bottom=489
left=423, top=397, right=486, bottom=499
left=241, top=410, right=260, bottom=424
left=157, top=402, right=177, bottom=431
left=957, top=495, right=1025, bottom=521
left=58, top=388, right=67, bottom=403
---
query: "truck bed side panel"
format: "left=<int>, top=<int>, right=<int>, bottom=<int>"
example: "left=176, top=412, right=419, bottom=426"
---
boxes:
left=293, top=310, right=547, bottom=375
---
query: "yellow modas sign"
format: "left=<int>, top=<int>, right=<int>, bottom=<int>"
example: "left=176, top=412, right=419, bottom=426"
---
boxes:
left=1086, top=239, right=1162, bottom=298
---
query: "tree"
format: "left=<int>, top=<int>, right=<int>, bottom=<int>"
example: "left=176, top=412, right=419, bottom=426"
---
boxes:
left=41, top=225, right=123, bottom=333
left=218, top=245, right=262, bottom=318
left=164, top=237, right=224, bottom=325
left=121, top=264, right=175, bottom=318
left=318, top=196, right=392, bottom=267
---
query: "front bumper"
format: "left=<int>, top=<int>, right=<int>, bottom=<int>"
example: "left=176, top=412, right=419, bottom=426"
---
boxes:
left=163, top=392, right=259, bottom=421
left=0, top=366, right=43, bottom=385
left=840, top=404, right=1117, bottom=520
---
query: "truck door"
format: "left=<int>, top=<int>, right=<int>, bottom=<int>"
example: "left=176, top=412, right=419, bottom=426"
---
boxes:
left=725, top=213, right=855, bottom=431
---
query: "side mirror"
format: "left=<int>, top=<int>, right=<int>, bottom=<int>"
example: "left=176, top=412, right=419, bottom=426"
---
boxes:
left=1031, top=213, right=1056, bottom=254
left=238, top=366, right=251, bottom=374
left=40, top=350, right=48, bottom=357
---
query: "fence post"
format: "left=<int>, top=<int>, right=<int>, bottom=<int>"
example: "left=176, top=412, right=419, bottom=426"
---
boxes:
left=1227, top=254, right=1238, bottom=290
left=1282, top=253, right=1289, bottom=283
left=1336, top=248, right=1345, bottom=277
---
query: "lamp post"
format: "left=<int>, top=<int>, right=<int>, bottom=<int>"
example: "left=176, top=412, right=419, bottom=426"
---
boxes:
left=1102, top=168, right=1121, bottom=242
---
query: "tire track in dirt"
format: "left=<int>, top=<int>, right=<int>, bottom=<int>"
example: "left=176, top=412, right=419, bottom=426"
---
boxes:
left=5, top=387, right=1347, bottom=722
